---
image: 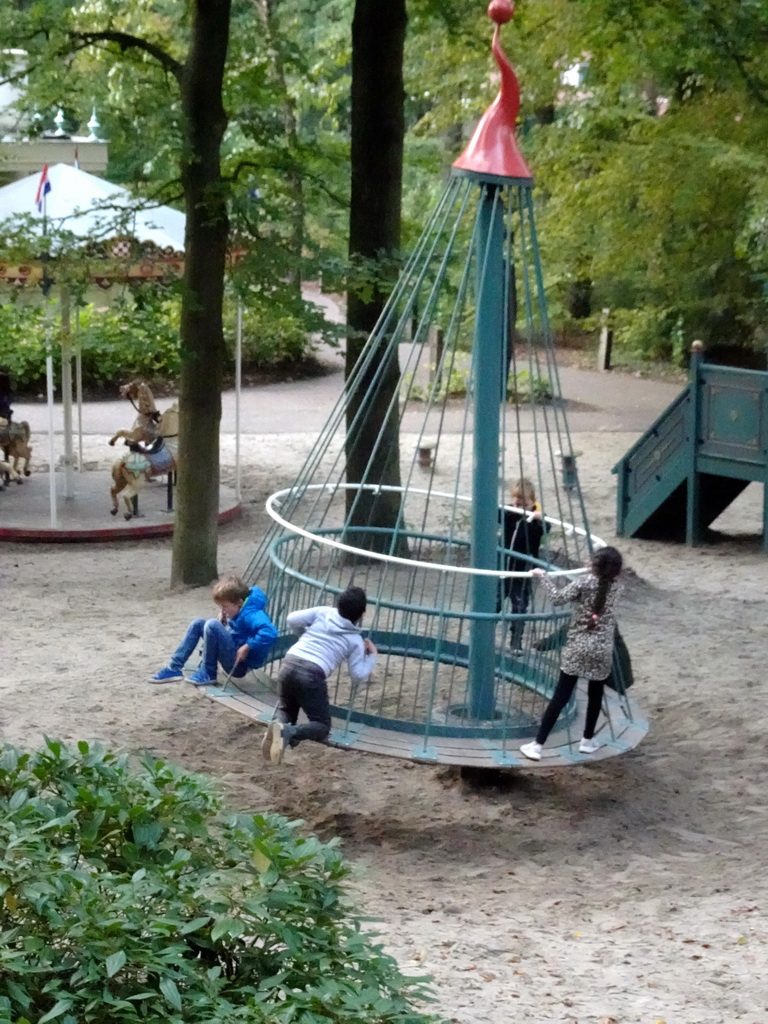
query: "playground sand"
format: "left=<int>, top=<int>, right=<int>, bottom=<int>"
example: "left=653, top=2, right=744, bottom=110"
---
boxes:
left=3, top=429, right=767, bottom=1024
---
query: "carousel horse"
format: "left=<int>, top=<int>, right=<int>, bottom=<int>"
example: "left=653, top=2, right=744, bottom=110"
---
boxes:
left=109, top=381, right=179, bottom=520
left=0, top=419, right=32, bottom=481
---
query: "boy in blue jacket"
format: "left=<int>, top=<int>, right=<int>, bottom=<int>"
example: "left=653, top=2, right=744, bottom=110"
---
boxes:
left=149, top=576, right=278, bottom=685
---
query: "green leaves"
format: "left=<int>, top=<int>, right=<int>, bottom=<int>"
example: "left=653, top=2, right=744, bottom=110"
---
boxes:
left=0, top=740, right=437, bottom=1024
left=105, top=949, right=127, bottom=977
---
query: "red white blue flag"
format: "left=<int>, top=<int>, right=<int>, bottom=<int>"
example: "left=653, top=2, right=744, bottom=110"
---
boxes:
left=35, top=164, right=52, bottom=212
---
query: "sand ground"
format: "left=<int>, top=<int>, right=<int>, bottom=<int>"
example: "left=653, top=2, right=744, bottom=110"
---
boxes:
left=2, top=387, right=767, bottom=1024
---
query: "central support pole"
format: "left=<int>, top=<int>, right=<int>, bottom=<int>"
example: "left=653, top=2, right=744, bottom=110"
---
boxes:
left=468, top=184, right=505, bottom=719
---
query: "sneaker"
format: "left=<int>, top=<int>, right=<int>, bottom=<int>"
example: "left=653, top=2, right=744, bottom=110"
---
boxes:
left=520, top=741, right=542, bottom=761
left=188, top=668, right=217, bottom=686
left=579, top=737, right=600, bottom=754
left=148, top=666, right=184, bottom=683
left=261, top=722, right=274, bottom=762
left=265, top=720, right=286, bottom=765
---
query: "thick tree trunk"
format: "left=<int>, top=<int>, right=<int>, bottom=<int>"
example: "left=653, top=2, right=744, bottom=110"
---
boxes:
left=259, top=0, right=304, bottom=300
left=171, top=0, right=232, bottom=587
left=346, top=0, right=407, bottom=552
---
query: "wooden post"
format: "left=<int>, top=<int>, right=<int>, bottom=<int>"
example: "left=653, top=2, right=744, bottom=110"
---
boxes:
left=686, top=340, right=704, bottom=546
left=597, top=308, right=613, bottom=371
left=429, top=326, right=444, bottom=389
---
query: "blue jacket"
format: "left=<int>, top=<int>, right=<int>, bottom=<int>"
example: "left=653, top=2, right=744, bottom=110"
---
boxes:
left=228, top=586, right=278, bottom=669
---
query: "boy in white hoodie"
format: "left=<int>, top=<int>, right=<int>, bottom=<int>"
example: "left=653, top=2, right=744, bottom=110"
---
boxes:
left=263, top=586, right=377, bottom=765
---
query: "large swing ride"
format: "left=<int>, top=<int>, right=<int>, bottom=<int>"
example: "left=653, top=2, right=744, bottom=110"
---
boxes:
left=204, top=0, right=648, bottom=768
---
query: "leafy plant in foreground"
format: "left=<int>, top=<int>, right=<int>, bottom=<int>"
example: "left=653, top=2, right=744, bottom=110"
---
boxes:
left=0, top=740, right=436, bottom=1024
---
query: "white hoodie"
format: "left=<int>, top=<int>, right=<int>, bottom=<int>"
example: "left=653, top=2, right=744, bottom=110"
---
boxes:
left=285, top=606, right=377, bottom=685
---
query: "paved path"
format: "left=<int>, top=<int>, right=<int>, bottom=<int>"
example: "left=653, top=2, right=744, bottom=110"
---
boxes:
left=14, top=355, right=681, bottom=440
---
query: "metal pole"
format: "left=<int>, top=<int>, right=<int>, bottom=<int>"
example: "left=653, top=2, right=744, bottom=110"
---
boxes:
left=468, top=184, right=505, bottom=720
left=60, top=286, right=74, bottom=497
left=235, top=299, right=243, bottom=502
left=45, top=317, right=57, bottom=528
left=40, top=237, right=58, bottom=528
left=75, top=306, right=83, bottom=471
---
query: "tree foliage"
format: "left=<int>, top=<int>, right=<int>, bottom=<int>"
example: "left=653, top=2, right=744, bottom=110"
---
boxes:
left=0, top=740, right=436, bottom=1024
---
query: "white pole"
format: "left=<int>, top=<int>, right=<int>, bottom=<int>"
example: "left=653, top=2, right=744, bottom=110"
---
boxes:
left=45, top=342, right=57, bottom=528
left=60, top=287, right=74, bottom=498
left=235, top=299, right=243, bottom=502
left=75, top=306, right=83, bottom=472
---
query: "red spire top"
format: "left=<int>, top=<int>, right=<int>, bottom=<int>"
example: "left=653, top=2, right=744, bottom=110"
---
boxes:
left=453, top=0, right=533, bottom=182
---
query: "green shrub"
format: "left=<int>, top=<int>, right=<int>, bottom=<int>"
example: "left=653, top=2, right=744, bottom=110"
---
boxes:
left=404, top=365, right=552, bottom=404
left=0, top=290, right=328, bottom=394
left=0, top=740, right=436, bottom=1024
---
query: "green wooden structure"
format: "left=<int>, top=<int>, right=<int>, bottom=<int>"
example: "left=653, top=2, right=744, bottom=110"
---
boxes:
left=614, top=341, right=768, bottom=550
left=203, top=2, right=648, bottom=768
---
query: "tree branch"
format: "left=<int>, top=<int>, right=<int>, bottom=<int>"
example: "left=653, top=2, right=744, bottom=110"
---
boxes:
left=70, top=30, right=183, bottom=80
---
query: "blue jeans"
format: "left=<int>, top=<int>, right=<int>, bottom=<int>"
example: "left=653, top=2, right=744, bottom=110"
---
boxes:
left=169, top=618, right=247, bottom=677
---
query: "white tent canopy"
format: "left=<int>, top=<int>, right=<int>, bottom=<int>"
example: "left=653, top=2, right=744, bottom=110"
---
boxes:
left=0, top=162, right=185, bottom=250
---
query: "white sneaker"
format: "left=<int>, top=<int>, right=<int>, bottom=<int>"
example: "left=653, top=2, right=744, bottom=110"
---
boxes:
left=520, top=741, right=542, bottom=761
left=579, top=737, right=600, bottom=754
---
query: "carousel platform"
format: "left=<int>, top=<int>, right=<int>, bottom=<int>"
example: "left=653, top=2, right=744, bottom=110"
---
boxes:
left=0, top=469, right=240, bottom=542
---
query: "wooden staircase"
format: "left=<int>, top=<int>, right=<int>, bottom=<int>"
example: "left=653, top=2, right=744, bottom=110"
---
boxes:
left=613, top=346, right=768, bottom=549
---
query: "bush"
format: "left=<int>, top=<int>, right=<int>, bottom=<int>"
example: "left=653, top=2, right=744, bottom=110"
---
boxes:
left=0, top=740, right=436, bottom=1024
left=404, top=365, right=552, bottom=404
left=0, top=289, right=329, bottom=395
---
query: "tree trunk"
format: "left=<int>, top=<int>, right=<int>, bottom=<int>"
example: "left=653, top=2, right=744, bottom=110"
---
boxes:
left=258, top=0, right=304, bottom=301
left=171, top=0, right=232, bottom=587
left=346, top=0, right=407, bottom=553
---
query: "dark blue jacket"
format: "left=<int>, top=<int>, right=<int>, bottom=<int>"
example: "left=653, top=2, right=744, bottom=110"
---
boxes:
left=228, top=586, right=278, bottom=669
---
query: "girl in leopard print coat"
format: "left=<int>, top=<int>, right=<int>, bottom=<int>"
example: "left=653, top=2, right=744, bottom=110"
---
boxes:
left=520, top=546, right=623, bottom=761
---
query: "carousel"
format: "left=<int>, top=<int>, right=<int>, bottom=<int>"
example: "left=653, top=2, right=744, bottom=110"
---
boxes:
left=0, top=163, right=242, bottom=540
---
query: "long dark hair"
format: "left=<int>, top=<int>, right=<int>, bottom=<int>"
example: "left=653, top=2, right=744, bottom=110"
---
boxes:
left=587, top=546, right=623, bottom=630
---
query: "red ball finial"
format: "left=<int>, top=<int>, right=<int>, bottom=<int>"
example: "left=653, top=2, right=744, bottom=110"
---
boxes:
left=488, top=0, right=514, bottom=25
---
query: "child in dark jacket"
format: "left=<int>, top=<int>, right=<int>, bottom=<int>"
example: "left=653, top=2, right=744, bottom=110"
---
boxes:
left=262, top=586, right=377, bottom=765
left=149, top=576, right=278, bottom=685
left=0, top=370, right=13, bottom=423
left=498, top=477, right=548, bottom=650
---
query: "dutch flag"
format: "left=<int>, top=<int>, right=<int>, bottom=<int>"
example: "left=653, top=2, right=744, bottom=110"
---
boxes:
left=35, top=164, right=52, bottom=213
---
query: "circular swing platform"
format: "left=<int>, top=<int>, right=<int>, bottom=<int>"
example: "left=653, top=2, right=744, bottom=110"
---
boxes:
left=201, top=677, right=647, bottom=769
left=201, top=487, right=648, bottom=769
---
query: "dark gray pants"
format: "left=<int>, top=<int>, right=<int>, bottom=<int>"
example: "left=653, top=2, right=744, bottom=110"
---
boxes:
left=275, top=655, right=331, bottom=746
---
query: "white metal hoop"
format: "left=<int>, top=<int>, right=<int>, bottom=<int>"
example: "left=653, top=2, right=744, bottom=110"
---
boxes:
left=265, top=482, right=606, bottom=579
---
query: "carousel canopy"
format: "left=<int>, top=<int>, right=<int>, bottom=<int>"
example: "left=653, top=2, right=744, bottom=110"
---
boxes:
left=0, top=163, right=185, bottom=251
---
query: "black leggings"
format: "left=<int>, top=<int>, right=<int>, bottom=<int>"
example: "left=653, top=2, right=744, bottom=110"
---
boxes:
left=536, top=671, right=605, bottom=745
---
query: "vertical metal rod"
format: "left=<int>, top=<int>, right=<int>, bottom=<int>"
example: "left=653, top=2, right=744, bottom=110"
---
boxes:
left=45, top=342, right=57, bottom=528
left=468, top=185, right=505, bottom=720
left=60, top=286, right=74, bottom=498
left=75, top=307, right=83, bottom=472
left=235, top=300, right=243, bottom=503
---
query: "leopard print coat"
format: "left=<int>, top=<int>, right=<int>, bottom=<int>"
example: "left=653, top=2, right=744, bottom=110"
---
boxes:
left=539, top=571, right=622, bottom=681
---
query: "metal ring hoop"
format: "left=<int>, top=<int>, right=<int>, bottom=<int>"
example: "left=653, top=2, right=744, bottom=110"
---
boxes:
left=265, top=483, right=606, bottom=579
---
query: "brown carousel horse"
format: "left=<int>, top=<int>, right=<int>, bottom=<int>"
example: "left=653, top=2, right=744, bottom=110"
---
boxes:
left=109, top=381, right=179, bottom=520
left=0, top=419, right=32, bottom=481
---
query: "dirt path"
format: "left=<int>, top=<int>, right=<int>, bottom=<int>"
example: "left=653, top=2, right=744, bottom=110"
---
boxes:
left=3, top=369, right=767, bottom=1022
